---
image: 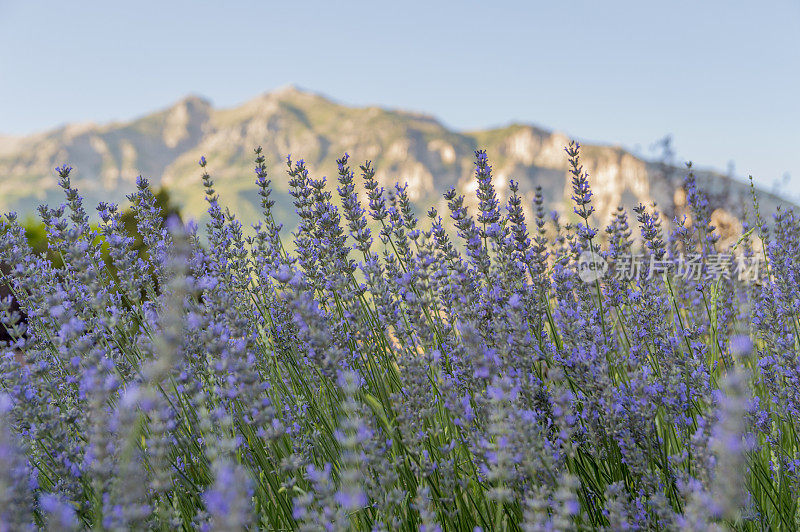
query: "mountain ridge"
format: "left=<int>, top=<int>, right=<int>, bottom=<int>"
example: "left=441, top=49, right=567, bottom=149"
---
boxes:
left=0, top=87, right=788, bottom=240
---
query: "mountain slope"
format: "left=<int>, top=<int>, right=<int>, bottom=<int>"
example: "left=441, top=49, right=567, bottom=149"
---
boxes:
left=0, top=86, right=786, bottom=238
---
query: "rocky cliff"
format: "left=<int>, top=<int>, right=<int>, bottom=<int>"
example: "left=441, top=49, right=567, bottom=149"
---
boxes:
left=0, top=86, right=786, bottom=238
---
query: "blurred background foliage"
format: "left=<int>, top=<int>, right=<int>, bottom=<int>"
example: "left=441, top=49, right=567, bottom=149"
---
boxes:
left=0, top=187, right=182, bottom=343
left=18, top=186, right=182, bottom=268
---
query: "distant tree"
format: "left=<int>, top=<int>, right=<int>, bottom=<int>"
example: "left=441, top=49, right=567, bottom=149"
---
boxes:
left=727, top=160, right=736, bottom=180
left=650, top=134, right=677, bottom=219
left=650, top=134, right=675, bottom=183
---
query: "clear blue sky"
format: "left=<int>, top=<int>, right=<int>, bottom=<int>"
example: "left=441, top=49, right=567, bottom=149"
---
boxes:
left=1, top=0, right=798, bottom=195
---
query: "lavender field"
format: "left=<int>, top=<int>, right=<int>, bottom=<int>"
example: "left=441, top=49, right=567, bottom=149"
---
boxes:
left=0, top=142, right=797, bottom=530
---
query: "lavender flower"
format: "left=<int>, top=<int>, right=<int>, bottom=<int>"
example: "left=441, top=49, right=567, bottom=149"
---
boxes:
left=0, top=144, right=795, bottom=529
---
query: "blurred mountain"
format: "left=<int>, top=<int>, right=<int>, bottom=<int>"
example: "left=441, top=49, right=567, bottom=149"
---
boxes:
left=0, top=85, right=787, bottom=239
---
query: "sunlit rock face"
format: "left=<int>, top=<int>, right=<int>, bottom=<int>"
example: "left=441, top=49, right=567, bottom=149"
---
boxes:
left=0, top=86, right=788, bottom=239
